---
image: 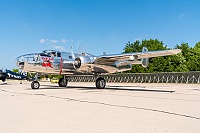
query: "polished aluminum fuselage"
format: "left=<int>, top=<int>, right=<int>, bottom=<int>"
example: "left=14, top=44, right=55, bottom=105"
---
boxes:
left=16, top=48, right=181, bottom=74
left=16, top=50, right=132, bottom=74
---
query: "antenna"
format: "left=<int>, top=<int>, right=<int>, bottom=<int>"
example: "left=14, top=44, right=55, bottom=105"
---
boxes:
left=70, top=46, right=75, bottom=60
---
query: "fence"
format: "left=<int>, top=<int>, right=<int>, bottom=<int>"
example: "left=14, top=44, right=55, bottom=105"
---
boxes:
left=68, top=72, right=200, bottom=84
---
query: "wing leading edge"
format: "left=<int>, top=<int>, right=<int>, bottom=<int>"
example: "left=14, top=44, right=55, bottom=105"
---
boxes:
left=94, top=49, right=181, bottom=65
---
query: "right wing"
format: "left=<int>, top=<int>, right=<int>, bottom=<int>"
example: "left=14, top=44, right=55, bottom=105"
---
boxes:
left=94, top=49, right=181, bottom=65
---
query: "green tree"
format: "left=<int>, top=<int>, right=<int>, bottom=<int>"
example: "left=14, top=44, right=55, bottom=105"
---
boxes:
left=124, top=40, right=140, bottom=53
left=175, top=43, right=190, bottom=58
left=186, top=41, right=200, bottom=71
left=12, top=69, right=19, bottom=73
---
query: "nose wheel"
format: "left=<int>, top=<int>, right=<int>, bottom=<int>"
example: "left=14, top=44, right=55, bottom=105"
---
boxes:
left=31, top=81, right=40, bottom=89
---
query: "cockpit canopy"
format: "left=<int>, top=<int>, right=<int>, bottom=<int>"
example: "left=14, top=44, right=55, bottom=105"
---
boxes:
left=43, top=50, right=61, bottom=57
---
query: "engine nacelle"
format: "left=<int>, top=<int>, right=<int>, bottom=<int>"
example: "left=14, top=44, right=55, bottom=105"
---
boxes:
left=73, top=55, right=92, bottom=69
left=141, top=58, right=149, bottom=67
left=141, top=47, right=149, bottom=67
left=74, top=58, right=81, bottom=69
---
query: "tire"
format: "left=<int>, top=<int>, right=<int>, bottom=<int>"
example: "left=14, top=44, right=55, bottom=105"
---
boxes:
left=2, top=77, right=6, bottom=82
left=58, top=78, right=68, bottom=87
left=31, top=81, right=40, bottom=89
left=95, top=77, right=106, bottom=89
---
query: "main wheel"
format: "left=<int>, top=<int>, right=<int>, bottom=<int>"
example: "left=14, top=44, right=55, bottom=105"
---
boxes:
left=31, top=81, right=40, bottom=89
left=2, top=77, right=6, bottom=82
left=95, top=77, right=106, bottom=89
left=58, top=78, right=68, bottom=87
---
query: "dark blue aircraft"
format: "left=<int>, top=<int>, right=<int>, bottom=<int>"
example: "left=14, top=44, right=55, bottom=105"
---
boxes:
left=0, top=69, right=28, bottom=82
left=0, top=70, right=8, bottom=82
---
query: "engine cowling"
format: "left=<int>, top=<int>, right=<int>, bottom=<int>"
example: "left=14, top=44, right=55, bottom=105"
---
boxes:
left=73, top=56, right=92, bottom=69
left=141, top=58, right=149, bottom=67
left=141, top=47, right=149, bottom=67
left=74, top=58, right=81, bottom=69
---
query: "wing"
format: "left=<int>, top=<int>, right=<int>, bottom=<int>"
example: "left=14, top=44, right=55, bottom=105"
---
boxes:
left=94, top=49, right=181, bottom=65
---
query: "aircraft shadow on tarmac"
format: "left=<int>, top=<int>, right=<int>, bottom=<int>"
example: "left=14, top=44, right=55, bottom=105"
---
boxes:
left=0, top=83, right=9, bottom=85
left=32, top=85, right=174, bottom=93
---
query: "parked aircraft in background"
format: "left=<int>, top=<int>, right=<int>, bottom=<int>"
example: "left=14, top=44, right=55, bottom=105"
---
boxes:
left=0, top=70, right=8, bottom=82
left=15, top=47, right=181, bottom=89
left=0, top=69, right=28, bottom=82
left=5, top=70, right=28, bottom=80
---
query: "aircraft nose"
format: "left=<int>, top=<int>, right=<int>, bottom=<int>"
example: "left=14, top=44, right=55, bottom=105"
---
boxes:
left=16, top=55, right=25, bottom=70
left=15, top=53, right=48, bottom=70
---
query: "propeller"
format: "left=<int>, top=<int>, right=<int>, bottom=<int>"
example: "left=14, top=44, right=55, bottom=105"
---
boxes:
left=71, top=46, right=81, bottom=69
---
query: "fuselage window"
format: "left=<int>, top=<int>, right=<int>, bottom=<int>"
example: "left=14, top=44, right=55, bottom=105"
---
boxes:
left=57, top=52, right=61, bottom=57
left=33, top=54, right=40, bottom=61
left=69, top=56, right=72, bottom=59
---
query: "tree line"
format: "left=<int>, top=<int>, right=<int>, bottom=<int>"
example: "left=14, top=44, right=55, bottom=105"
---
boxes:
left=123, top=39, right=200, bottom=73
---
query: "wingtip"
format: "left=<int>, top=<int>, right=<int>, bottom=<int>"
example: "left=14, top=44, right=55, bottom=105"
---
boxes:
left=171, top=49, right=182, bottom=54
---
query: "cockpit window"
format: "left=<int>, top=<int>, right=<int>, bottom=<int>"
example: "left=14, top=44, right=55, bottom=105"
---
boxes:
left=39, top=53, right=51, bottom=57
left=57, top=52, right=61, bottom=57
left=43, top=50, right=61, bottom=57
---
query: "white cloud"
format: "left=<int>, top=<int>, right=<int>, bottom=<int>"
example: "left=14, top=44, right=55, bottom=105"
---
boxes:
left=144, top=34, right=150, bottom=37
left=134, top=34, right=154, bottom=41
left=40, top=39, right=45, bottom=44
left=66, top=39, right=74, bottom=43
left=50, top=39, right=59, bottom=43
left=39, top=39, right=59, bottom=44
left=39, top=38, right=69, bottom=44
left=135, top=37, right=142, bottom=41
left=61, top=39, right=66, bottom=43
left=52, top=45, right=66, bottom=51
left=39, top=38, right=77, bottom=51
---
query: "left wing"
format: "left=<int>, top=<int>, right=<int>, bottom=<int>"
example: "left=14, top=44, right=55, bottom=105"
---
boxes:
left=94, top=49, right=181, bottom=65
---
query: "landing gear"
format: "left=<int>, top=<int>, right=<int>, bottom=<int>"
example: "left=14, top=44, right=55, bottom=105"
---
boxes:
left=31, top=73, right=40, bottom=89
left=29, top=75, right=106, bottom=89
left=31, top=81, right=40, bottom=89
left=58, top=77, right=68, bottom=87
left=95, top=77, right=106, bottom=89
left=2, top=77, right=6, bottom=82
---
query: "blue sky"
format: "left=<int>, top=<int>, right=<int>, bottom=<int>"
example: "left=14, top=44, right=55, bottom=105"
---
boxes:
left=0, top=0, right=200, bottom=69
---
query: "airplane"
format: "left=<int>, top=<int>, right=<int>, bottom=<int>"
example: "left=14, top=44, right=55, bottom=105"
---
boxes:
left=0, top=69, right=28, bottom=82
left=15, top=47, right=181, bottom=89
left=5, top=70, right=28, bottom=80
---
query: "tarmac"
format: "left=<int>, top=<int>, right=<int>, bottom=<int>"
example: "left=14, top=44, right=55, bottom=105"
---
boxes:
left=0, top=80, right=200, bottom=133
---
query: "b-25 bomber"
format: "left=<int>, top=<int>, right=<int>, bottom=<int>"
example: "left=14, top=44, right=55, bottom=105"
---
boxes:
left=16, top=47, right=181, bottom=89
